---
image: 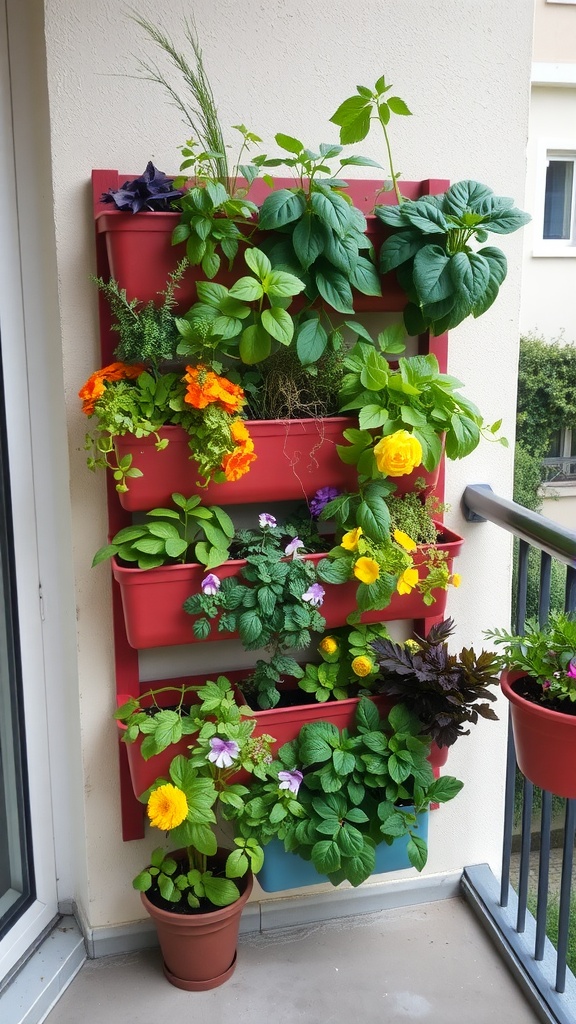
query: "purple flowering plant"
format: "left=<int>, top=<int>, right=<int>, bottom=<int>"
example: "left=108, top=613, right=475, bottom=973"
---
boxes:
left=487, top=612, right=576, bottom=707
left=127, top=676, right=276, bottom=911
left=184, top=514, right=328, bottom=709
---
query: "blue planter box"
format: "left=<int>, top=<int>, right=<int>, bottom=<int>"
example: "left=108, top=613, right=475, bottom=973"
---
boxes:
left=257, top=810, right=429, bottom=892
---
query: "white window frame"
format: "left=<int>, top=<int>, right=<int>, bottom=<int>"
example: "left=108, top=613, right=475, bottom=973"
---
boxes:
left=533, top=140, right=576, bottom=257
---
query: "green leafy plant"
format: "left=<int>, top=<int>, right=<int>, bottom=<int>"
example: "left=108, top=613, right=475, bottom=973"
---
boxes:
left=337, top=331, right=506, bottom=473
left=92, top=492, right=234, bottom=570
left=486, top=612, right=576, bottom=706
left=231, top=698, right=463, bottom=886
left=330, top=75, right=411, bottom=204
left=376, top=180, right=531, bottom=335
left=183, top=514, right=327, bottom=709
left=372, top=618, right=500, bottom=748
left=298, top=622, right=391, bottom=702
left=176, top=247, right=306, bottom=365
left=132, top=676, right=273, bottom=909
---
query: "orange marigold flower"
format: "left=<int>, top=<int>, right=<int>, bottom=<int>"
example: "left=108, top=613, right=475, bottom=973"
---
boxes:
left=230, top=419, right=251, bottom=444
left=78, top=362, right=144, bottom=415
left=184, top=365, right=245, bottom=414
left=222, top=444, right=257, bottom=482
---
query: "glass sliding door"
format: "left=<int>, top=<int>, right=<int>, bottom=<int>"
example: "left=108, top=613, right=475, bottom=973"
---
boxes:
left=0, top=350, right=34, bottom=938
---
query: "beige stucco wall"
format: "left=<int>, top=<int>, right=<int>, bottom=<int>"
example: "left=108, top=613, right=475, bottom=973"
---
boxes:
left=521, top=84, right=576, bottom=343
left=36, top=0, right=532, bottom=931
left=534, top=0, right=576, bottom=62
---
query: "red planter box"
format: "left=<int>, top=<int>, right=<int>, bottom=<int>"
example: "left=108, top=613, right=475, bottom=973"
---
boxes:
left=95, top=176, right=448, bottom=314
left=111, top=524, right=463, bottom=649
left=114, top=420, right=441, bottom=512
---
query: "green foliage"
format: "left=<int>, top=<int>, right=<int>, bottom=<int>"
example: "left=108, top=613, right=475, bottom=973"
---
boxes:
left=387, top=492, right=446, bottom=545
left=183, top=517, right=327, bottom=708
left=92, top=492, right=233, bottom=570
left=94, top=264, right=187, bottom=366
left=377, top=180, right=530, bottom=335
left=299, top=622, right=392, bottom=702
left=330, top=75, right=411, bottom=205
left=131, top=676, right=272, bottom=910
left=486, top=612, right=576, bottom=703
left=337, top=339, right=505, bottom=471
left=373, top=618, right=500, bottom=748
left=516, top=335, right=576, bottom=458
left=231, top=698, right=463, bottom=886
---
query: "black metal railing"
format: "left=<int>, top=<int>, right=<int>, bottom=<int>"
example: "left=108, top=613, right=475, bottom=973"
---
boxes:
left=461, top=484, right=576, bottom=1024
left=542, top=457, right=576, bottom=484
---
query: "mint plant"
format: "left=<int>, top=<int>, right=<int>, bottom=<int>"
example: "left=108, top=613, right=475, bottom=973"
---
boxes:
left=183, top=515, right=327, bottom=708
left=92, top=492, right=234, bottom=570
left=232, top=698, right=463, bottom=885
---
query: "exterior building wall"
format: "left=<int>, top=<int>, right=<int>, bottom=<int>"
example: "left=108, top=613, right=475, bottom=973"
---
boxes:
left=34, top=0, right=532, bottom=933
left=534, top=0, right=576, bottom=61
left=541, top=486, right=576, bottom=526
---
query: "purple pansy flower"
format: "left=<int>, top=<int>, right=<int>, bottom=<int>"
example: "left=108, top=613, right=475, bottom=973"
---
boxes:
left=259, top=513, right=277, bottom=529
left=278, top=769, right=304, bottom=795
left=284, top=537, right=304, bottom=559
left=309, top=486, right=341, bottom=518
left=207, top=737, right=240, bottom=769
left=302, top=583, right=325, bottom=608
left=567, top=659, right=576, bottom=679
left=201, top=573, right=221, bottom=596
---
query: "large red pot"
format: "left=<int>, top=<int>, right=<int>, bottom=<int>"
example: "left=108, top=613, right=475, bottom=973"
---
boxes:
left=141, top=855, right=252, bottom=990
left=501, top=669, right=576, bottom=798
left=111, top=524, right=464, bottom=649
left=113, top=420, right=441, bottom=511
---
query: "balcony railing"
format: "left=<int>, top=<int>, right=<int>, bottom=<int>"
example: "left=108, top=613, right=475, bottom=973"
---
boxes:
left=542, top=457, right=576, bottom=483
left=462, top=484, right=576, bottom=1024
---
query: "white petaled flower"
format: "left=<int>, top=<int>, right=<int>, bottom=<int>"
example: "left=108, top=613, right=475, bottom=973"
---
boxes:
left=284, top=537, right=304, bottom=559
left=207, top=737, right=240, bottom=769
left=259, top=513, right=277, bottom=529
left=201, top=573, right=221, bottom=596
left=302, top=583, right=325, bottom=608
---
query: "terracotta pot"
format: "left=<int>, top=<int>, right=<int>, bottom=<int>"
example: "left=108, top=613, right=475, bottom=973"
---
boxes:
left=111, top=523, right=463, bottom=649
left=141, top=856, right=253, bottom=990
left=501, top=669, right=576, bottom=798
left=256, top=810, right=429, bottom=892
left=113, top=420, right=441, bottom=512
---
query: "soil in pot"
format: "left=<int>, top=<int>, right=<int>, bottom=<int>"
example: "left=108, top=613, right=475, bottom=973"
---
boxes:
left=510, top=674, right=576, bottom=717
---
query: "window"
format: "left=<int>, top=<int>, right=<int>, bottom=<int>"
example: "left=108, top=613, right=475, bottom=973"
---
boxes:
left=534, top=144, right=576, bottom=255
left=542, top=427, right=576, bottom=481
left=543, top=158, right=575, bottom=239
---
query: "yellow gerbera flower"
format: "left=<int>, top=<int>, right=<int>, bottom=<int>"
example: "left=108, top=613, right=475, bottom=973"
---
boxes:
left=147, top=784, right=188, bottom=832
left=351, top=655, right=374, bottom=677
left=396, top=567, right=419, bottom=595
left=393, top=529, right=417, bottom=552
left=341, top=526, right=363, bottom=551
left=452, top=573, right=462, bottom=588
left=319, top=636, right=339, bottom=655
left=353, top=557, right=380, bottom=584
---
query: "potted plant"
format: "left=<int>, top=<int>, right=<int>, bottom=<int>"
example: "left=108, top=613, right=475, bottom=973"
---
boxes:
left=130, top=675, right=273, bottom=990
left=229, top=696, right=463, bottom=892
left=371, top=617, right=500, bottom=766
left=486, top=613, right=576, bottom=798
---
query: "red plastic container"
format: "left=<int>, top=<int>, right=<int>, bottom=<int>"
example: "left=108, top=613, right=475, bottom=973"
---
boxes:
left=111, top=524, right=463, bottom=649
left=501, top=669, right=576, bottom=798
left=114, top=420, right=442, bottom=511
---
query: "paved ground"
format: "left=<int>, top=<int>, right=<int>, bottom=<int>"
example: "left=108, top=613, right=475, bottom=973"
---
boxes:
left=43, top=898, right=541, bottom=1024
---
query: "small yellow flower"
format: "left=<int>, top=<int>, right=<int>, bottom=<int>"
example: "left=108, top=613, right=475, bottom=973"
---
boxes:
left=341, top=526, right=363, bottom=551
left=147, top=784, right=188, bottom=832
left=351, top=655, right=374, bottom=677
left=319, top=636, right=339, bottom=655
left=373, top=430, right=423, bottom=477
left=452, top=573, right=462, bottom=588
left=396, top=567, right=419, bottom=595
left=354, top=557, right=380, bottom=584
left=393, top=529, right=417, bottom=552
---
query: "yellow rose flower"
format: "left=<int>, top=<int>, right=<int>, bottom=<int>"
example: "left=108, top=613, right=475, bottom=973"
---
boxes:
left=396, top=567, right=419, bottom=595
left=354, top=557, right=380, bottom=584
left=373, top=430, right=423, bottom=477
left=319, top=636, right=339, bottom=655
left=351, top=655, right=374, bottom=678
left=452, top=573, right=462, bottom=588
left=147, top=784, right=188, bottom=832
left=393, top=529, right=417, bottom=552
left=341, top=526, right=363, bottom=551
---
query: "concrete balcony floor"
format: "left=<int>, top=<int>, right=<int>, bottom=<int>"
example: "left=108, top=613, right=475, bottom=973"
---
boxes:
left=44, top=897, right=540, bottom=1024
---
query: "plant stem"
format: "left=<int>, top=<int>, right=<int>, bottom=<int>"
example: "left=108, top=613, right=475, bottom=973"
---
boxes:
left=376, top=113, right=403, bottom=206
